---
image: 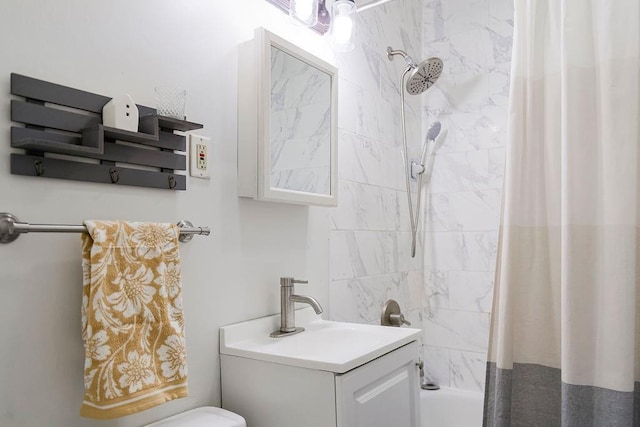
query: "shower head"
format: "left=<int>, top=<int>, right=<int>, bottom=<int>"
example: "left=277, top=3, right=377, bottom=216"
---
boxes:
left=417, top=121, right=443, bottom=169
left=387, top=46, right=443, bottom=95
left=426, top=121, right=442, bottom=142
left=406, top=58, right=443, bottom=95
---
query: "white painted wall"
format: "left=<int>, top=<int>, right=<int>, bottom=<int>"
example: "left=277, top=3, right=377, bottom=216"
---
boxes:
left=0, top=2, right=333, bottom=426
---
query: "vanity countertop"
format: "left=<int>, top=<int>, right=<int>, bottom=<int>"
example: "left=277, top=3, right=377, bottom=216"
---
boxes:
left=219, top=308, right=421, bottom=374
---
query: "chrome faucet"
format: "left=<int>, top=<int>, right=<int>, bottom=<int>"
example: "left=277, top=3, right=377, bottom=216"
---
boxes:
left=270, top=277, right=323, bottom=338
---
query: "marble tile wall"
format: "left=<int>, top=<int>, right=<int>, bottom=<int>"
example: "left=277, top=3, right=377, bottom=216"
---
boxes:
left=327, top=0, right=513, bottom=394
left=328, top=0, right=424, bottom=329
left=420, top=0, right=513, bottom=392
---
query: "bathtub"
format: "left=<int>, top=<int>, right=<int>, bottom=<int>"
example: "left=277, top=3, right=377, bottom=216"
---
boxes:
left=421, top=387, right=483, bottom=427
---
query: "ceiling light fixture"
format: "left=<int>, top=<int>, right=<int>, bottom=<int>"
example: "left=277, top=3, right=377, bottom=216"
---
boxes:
left=328, top=0, right=357, bottom=52
left=290, top=0, right=319, bottom=27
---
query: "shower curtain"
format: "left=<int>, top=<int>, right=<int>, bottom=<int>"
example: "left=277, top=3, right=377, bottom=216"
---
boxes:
left=484, top=0, right=640, bottom=425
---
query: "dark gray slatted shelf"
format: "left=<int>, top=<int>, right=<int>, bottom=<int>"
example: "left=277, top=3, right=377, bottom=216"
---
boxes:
left=9, top=73, right=203, bottom=191
left=11, top=72, right=110, bottom=113
left=102, top=124, right=159, bottom=144
left=12, top=138, right=185, bottom=171
left=11, top=154, right=186, bottom=190
left=155, top=115, right=203, bottom=132
left=12, top=127, right=103, bottom=155
left=11, top=99, right=100, bottom=133
left=11, top=72, right=155, bottom=116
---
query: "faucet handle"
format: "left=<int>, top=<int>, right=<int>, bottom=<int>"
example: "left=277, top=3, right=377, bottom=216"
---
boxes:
left=389, top=313, right=411, bottom=326
left=381, top=299, right=411, bottom=327
left=280, top=277, right=309, bottom=287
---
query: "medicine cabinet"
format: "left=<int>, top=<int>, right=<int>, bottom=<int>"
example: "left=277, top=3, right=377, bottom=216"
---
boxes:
left=238, top=27, right=338, bottom=207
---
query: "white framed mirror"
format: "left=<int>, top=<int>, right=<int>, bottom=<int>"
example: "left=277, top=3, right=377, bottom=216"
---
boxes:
left=238, top=27, right=338, bottom=207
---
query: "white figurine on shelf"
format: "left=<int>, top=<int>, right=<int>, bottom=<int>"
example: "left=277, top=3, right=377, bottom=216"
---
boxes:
left=102, top=94, right=139, bottom=132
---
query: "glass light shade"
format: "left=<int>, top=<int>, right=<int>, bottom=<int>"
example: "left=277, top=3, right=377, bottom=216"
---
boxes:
left=290, top=0, right=319, bottom=27
left=330, top=0, right=356, bottom=52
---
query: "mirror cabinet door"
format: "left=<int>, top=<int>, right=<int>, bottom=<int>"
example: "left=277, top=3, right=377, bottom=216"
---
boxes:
left=269, top=47, right=332, bottom=196
left=238, top=27, right=338, bottom=207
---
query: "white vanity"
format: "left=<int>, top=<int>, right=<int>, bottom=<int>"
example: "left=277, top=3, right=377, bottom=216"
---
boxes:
left=219, top=308, right=422, bottom=427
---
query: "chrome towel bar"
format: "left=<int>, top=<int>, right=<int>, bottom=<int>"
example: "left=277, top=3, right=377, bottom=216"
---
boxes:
left=0, top=212, right=210, bottom=244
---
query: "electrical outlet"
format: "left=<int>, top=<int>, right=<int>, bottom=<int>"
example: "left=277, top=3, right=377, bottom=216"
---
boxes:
left=189, top=134, right=211, bottom=179
left=196, top=144, right=207, bottom=169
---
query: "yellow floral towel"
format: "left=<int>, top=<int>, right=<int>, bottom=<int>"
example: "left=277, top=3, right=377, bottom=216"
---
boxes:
left=80, top=221, right=187, bottom=419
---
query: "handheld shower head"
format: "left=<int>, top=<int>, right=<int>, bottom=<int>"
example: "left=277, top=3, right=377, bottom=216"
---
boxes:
left=426, top=121, right=442, bottom=142
left=417, top=121, right=442, bottom=168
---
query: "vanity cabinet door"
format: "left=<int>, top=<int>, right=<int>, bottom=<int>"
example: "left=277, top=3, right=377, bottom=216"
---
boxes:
left=221, top=355, right=337, bottom=427
left=335, top=342, right=421, bottom=427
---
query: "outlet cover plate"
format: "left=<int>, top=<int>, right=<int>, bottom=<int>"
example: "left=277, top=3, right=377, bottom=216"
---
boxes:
left=189, top=134, right=211, bottom=179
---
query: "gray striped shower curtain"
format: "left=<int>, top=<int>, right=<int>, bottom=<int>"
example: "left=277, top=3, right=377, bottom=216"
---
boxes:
left=484, top=0, right=640, bottom=425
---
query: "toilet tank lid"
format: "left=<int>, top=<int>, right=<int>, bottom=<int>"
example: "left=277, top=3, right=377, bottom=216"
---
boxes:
left=145, top=407, right=246, bottom=427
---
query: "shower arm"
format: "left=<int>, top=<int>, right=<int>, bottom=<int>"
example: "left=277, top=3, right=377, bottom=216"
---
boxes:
left=387, top=47, right=417, bottom=68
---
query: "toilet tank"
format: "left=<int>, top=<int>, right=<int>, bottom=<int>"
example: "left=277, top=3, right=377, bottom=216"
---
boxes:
left=145, top=407, right=246, bottom=427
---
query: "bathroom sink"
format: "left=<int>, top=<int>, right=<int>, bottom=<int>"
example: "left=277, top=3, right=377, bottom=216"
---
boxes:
left=219, top=308, right=421, bottom=373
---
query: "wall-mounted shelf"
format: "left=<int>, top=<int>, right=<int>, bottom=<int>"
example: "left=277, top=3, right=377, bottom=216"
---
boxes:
left=101, top=124, right=159, bottom=144
left=155, top=115, right=203, bottom=132
left=9, top=73, right=203, bottom=191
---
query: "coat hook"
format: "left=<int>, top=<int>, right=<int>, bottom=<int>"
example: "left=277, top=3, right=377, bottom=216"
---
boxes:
left=109, top=168, right=119, bottom=183
left=33, top=159, right=44, bottom=176
left=168, top=175, right=177, bottom=189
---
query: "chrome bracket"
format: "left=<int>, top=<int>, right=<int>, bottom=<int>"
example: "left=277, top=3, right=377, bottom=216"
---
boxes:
left=411, top=160, right=425, bottom=180
left=176, top=220, right=195, bottom=243
left=0, top=213, right=20, bottom=244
